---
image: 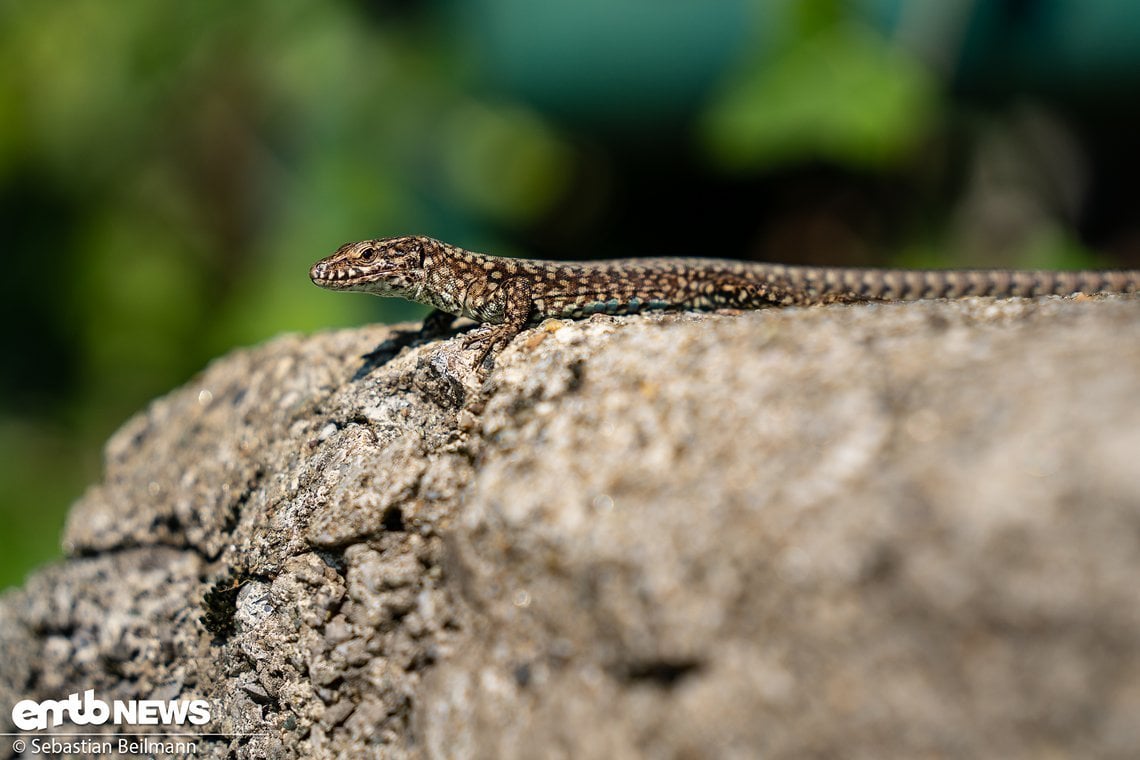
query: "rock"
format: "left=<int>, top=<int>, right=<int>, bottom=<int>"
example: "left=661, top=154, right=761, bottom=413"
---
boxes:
left=2, top=296, right=1139, bottom=759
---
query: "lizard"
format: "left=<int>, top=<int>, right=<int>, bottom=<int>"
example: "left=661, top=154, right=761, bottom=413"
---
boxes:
left=309, top=235, right=1140, bottom=368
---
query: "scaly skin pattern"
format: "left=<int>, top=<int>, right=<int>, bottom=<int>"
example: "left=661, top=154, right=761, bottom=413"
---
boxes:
left=309, top=235, right=1140, bottom=366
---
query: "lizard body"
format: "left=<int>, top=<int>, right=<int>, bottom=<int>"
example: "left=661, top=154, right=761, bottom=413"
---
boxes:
left=309, top=235, right=1140, bottom=366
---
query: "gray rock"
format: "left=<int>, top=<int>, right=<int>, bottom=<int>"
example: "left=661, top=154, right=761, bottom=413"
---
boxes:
left=2, top=296, right=1139, bottom=759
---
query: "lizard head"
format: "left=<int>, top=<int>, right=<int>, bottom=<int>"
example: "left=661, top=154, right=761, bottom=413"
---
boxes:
left=309, top=236, right=436, bottom=296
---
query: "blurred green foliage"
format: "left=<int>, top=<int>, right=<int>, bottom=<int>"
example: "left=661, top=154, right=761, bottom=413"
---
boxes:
left=3, top=0, right=1139, bottom=588
left=703, top=17, right=939, bottom=169
left=0, top=0, right=483, bottom=586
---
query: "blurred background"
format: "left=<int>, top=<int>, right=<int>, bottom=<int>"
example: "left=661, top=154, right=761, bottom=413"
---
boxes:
left=3, top=0, right=1140, bottom=588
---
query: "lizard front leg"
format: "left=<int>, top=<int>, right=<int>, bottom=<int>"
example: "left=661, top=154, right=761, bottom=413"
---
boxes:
left=460, top=277, right=534, bottom=368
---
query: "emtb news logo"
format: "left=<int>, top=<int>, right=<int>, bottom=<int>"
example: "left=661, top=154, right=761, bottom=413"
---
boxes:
left=11, top=689, right=211, bottom=730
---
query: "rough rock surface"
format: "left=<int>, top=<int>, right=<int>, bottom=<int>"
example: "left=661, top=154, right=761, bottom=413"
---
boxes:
left=2, top=296, right=1139, bottom=759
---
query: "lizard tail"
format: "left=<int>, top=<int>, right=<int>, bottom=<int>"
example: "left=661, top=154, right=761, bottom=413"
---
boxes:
left=791, top=267, right=1140, bottom=302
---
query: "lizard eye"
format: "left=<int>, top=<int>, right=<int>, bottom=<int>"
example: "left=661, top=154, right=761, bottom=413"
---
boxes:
left=358, top=247, right=376, bottom=262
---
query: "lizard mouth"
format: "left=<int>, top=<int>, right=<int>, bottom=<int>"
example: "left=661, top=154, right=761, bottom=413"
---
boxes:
left=309, top=262, right=394, bottom=288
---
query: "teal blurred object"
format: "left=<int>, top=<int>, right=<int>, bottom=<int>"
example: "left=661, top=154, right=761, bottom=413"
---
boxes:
left=454, top=0, right=755, bottom=128
left=855, top=0, right=1140, bottom=91
left=453, top=0, right=942, bottom=169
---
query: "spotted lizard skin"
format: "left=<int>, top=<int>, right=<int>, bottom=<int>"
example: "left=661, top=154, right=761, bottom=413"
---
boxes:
left=310, top=235, right=1140, bottom=366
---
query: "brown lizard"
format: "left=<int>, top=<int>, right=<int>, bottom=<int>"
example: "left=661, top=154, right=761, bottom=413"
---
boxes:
left=310, top=235, right=1140, bottom=367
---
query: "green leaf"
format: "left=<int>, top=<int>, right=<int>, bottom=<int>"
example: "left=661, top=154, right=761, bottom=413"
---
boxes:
left=703, top=23, right=940, bottom=170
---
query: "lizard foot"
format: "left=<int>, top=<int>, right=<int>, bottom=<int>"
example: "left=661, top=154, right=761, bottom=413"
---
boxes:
left=460, top=323, right=520, bottom=370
